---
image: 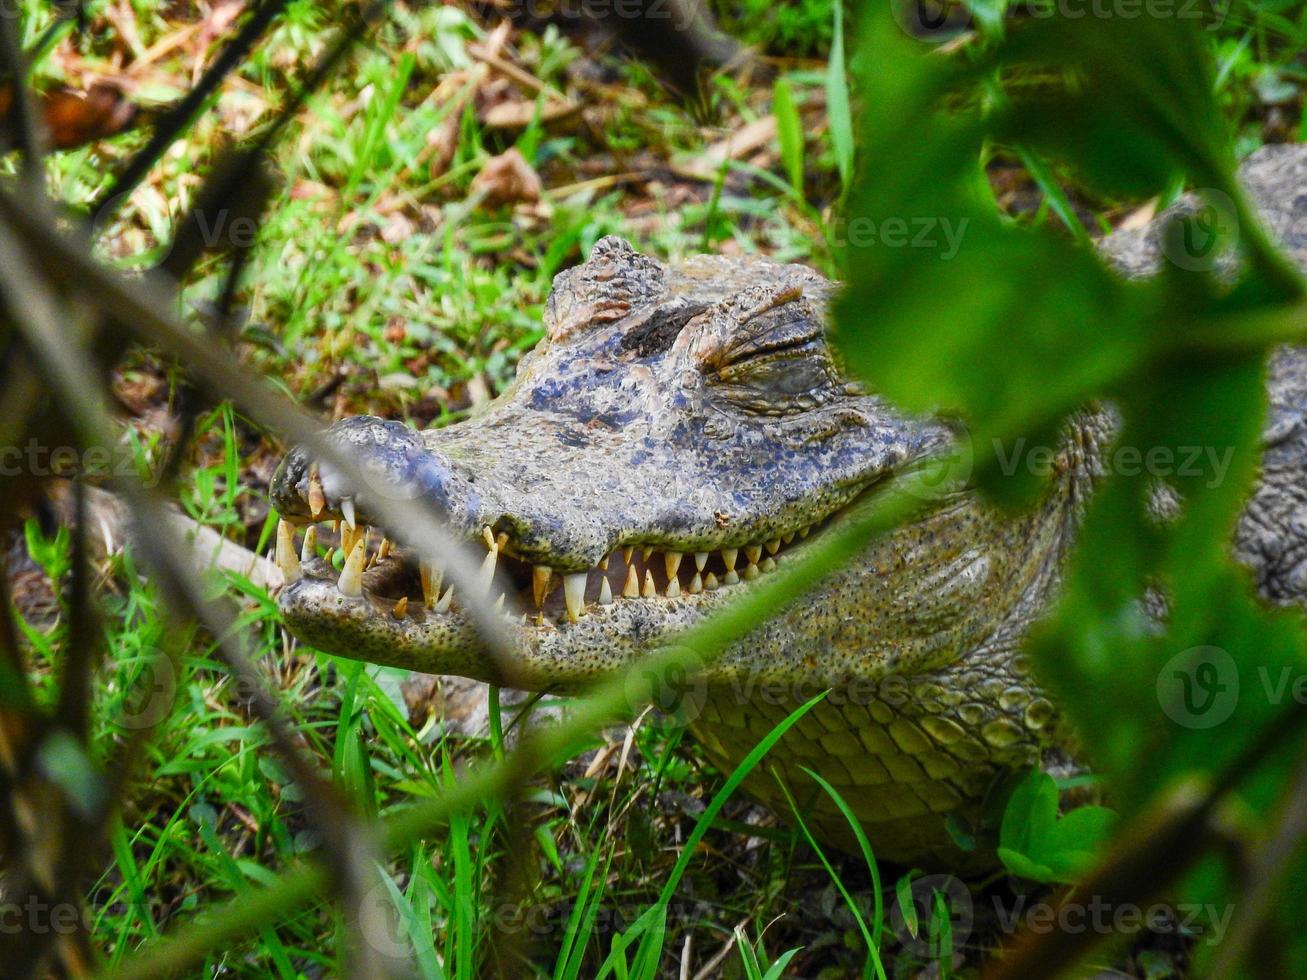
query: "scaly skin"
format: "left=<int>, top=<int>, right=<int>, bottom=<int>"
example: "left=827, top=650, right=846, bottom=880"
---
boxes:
left=270, top=145, right=1307, bottom=868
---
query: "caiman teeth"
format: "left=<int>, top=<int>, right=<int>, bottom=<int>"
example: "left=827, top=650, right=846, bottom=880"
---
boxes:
left=341, top=522, right=365, bottom=558
left=533, top=566, right=553, bottom=608
left=300, top=525, right=318, bottom=563
left=421, top=561, right=443, bottom=607
left=276, top=520, right=301, bottom=582
left=285, top=503, right=832, bottom=627
left=338, top=540, right=366, bottom=597
left=476, top=545, right=499, bottom=595
left=307, top=466, right=325, bottom=518
left=435, top=585, right=454, bottom=613
left=721, top=547, right=738, bottom=585
left=563, top=572, right=586, bottom=622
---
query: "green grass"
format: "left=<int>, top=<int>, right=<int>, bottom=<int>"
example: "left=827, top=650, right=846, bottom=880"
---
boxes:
left=5, top=0, right=1307, bottom=975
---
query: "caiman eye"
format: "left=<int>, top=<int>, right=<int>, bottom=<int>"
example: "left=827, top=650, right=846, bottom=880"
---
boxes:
left=695, top=283, right=839, bottom=412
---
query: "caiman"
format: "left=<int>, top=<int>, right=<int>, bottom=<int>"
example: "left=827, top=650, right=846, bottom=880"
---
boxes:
left=268, top=145, right=1307, bottom=869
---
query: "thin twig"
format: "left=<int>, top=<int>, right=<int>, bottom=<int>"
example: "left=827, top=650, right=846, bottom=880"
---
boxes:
left=0, top=0, right=45, bottom=190
left=1205, top=743, right=1307, bottom=976
left=0, top=216, right=393, bottom=980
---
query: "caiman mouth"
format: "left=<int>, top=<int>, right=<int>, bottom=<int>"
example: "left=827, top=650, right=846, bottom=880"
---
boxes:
left=273, top=470, right=865, bottom=630
left=270, top=238, right=965, bottom=683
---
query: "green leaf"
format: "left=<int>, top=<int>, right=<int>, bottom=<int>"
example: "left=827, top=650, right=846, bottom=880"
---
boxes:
left=998, top=770, right=1117, bottom=884
left=761, top=948, right=803, bottom=980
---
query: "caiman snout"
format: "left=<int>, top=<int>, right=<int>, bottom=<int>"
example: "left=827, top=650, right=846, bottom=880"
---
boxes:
left=270, top=415, right=483, bottom=536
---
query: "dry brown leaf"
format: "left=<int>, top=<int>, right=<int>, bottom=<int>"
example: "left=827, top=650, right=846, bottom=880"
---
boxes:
left=1119, top=198, right=1160, bottom=231
left=0, top=82, right=138, bottom=151
left=194, top=0, right=248, bottom=83
left=672, top=113, right=778, bottom=182
left=470, top=147, right=543, bottom=208
left=480, top=97, right=581, bottom=132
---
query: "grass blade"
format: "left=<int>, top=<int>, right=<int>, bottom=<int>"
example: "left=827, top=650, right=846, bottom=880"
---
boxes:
left=799, top=765, right=884, bottom=950
left=826, top=1, right=853, bottom=194
left=773, top=76, right=804, bottom=198
left=595, top=692, right=830, bottom=979
left=775, top=771, right=887, bottom=980
left=554, top=844, right=611, bottom=980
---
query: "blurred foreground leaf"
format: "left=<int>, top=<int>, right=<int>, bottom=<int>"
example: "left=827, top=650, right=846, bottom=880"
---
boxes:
left=835, top=8, right=1307, bottom=974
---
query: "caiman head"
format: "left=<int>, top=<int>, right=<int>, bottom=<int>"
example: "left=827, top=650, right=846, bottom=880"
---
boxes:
left=269, top=237, right=983, bottom=689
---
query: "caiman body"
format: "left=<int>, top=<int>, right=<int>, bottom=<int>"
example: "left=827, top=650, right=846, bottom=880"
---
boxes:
left=270, top=146, right=1307, bottom=868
